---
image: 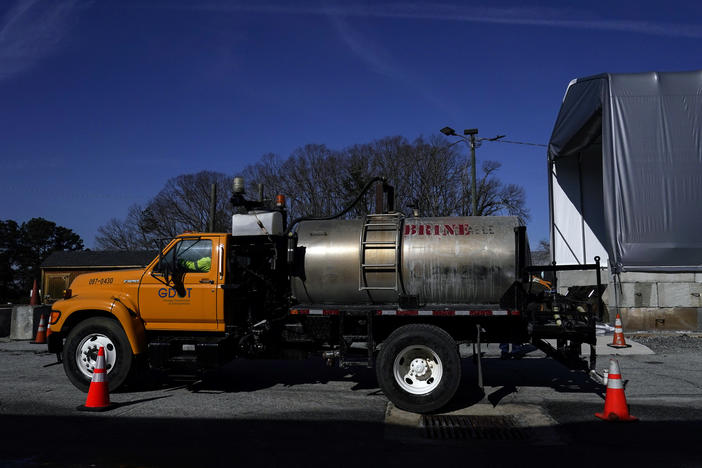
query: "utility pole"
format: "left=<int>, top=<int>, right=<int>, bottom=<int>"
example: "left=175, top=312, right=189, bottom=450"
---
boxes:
left=466, top=128, right=478, bottom=216
left=440, top=127, right=505, bottom=216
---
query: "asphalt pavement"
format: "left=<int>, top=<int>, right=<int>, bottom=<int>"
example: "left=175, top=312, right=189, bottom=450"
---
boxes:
left=1, top=335, right=701, bottom=467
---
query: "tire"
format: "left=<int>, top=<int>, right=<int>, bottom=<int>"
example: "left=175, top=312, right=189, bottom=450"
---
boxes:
left=376, top=324, right=461, bottom=414
left=62, top=317, right=134, bottom=393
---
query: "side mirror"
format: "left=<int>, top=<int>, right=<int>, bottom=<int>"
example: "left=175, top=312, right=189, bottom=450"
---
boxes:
left=173, top=258, right=185, bottom=275
left=163, top=257, right=172, bottom=278
left=152, top=249, right=174, bottom=282
left=153, top=251, right=165, bottom=276
left=170, top=261, right=186, bottom=296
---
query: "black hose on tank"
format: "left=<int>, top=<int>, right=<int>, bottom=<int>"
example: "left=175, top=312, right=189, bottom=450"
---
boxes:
left=285, top=176, right=387, bottom=235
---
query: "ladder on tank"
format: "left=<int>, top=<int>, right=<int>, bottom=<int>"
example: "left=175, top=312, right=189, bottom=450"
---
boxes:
left=359, top=213, right=402, bottom=294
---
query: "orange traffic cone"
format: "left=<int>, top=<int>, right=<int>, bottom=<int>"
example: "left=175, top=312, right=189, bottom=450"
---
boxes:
left=30, top=312, right=47, bottom=344
left=607, top=313, right=631, bottom=348
left=595, top=359, right=637, bottom=422
left=29, top=280, right=39, bottom=306
left=77, top=347, right=116, bottom=412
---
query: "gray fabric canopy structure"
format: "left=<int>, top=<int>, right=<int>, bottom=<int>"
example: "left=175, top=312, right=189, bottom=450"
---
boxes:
left=548, top=70, right=702, bottom=272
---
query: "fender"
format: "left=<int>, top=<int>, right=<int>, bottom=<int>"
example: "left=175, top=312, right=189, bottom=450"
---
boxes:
left=110, top=296, right=147, bottom=355
left=50, top=295, right=147, bottom=355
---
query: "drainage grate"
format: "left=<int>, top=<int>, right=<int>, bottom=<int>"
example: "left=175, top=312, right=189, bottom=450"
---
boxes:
left=421, top=415, right=529, bottom=441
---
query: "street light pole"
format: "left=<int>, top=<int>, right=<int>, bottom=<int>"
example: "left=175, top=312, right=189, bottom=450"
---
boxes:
left=465, top=129, right=478, bottom=216
left=470, top=133, right=477, bottom=215
left=440, top=127, right=505, bottom=216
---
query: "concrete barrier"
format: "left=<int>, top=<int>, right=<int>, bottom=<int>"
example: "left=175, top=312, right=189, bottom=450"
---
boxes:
left=619, top=307, right=702, bottom=332
left=557, top=269, right=702, bottom=331
left=10, top=305, right=34, bottom=340
left=9, top=305, right=50, bottom=340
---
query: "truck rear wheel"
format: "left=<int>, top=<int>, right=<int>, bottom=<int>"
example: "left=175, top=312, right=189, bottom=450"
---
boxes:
left=62, top=317, right=134, bottom=392
left=376, top=324, right=461, bottom=414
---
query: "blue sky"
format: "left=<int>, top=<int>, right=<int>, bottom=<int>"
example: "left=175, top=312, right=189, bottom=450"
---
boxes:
left=1, top=0, right=700, bottom=248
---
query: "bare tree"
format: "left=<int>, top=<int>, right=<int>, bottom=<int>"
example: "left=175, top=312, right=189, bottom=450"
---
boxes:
left=95, top=204, right=152, bottom=251
left=97, top=136, right=530, bottom=251
left=538, top=239, right=550, bottom=251
left=474, top=161, right=530, bottom=222
left=146, top=172, right=229, bottom=235
left=241, top=136, right=528, bottom=221
left=336, top=136, right=464, bottom=217
left=242, top=145, right=351, bottom=220
left=531, top=238, right=551, bottom=266
left=406, top=136, right=464, bottom=217
left=96, top=171, right=232, bottom=250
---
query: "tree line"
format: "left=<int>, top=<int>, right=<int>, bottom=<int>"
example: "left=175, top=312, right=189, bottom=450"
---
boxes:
left=96, top=135, right=529, bottom=251
left=0, top=218, right=83, bottom=303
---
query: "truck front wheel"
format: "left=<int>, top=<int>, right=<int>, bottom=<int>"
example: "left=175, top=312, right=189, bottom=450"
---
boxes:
left=376, top=324, right=461, bottom=414
left=62, top=317, right=134, bottom=392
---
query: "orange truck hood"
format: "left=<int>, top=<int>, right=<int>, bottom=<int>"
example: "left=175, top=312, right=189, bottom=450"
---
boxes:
left=51, top=269, right=147, bottom=329
left=68, top=269, right=145, bottom=295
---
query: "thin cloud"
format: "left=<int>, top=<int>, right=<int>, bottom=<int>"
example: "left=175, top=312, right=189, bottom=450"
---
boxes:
left=0, top=0, right=83, bottom=81
left=157, top=2, right=702, bottom=39
left=327, top=14, right=398, bottom=80
left=328, top=13, right=456, bottom=115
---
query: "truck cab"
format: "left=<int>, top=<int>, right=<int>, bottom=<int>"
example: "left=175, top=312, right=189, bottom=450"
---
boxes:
left=139, top=235, right=225, bottom=332
left=48, top=233, right=234, bottom=391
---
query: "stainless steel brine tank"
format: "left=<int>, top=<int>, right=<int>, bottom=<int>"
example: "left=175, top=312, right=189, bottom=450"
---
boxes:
left=290, top=216, right=521, bottom=305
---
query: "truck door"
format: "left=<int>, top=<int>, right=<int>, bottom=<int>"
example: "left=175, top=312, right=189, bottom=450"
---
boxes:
left=138, top=237, right=221, bottom=331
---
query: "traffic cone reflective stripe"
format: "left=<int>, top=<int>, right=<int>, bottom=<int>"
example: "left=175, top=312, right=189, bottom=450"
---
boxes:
left=31, top=313, right=47, bottom=344
left=605, top=374, right=623, bottom=389
left=608, top=313, right=631, bottom=348
left=595, top=359, right=637, bottom=422
left=77, top=346, right=116, bottom=412
left=92, top=366, right=106, bottom=382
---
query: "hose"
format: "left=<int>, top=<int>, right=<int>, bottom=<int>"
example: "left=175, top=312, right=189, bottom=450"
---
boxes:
left=285, top=176, right=386, bottom=234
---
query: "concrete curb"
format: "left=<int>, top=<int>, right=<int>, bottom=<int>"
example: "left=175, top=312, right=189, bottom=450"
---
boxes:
left=544, top=336, right=655, bottom=356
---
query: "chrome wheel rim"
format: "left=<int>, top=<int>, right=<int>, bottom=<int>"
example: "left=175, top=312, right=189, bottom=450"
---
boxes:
left=392, top=345, right=443, bottom=395
left=75, top=333, right=116, bottom=379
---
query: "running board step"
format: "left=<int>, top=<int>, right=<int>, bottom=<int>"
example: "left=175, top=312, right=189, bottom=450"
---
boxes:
left=148, top=339, right=236, bottom=369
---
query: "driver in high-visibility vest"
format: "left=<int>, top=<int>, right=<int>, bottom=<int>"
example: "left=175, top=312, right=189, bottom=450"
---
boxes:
left=179, top=256, right=211, bottom=273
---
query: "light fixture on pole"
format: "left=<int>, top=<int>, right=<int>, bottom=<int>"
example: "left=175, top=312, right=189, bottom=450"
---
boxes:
left=440, top=126, right=505, bottom=216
